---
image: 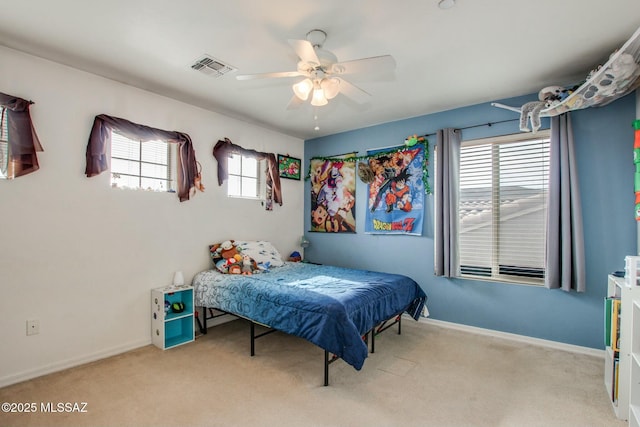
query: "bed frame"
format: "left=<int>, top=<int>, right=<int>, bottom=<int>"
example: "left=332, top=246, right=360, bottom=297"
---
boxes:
left=196, top=307, right=403, bottom=386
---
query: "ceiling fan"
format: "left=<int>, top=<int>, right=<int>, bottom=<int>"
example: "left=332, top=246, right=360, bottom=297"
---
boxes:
left=235, top=29, right=396, bottom=109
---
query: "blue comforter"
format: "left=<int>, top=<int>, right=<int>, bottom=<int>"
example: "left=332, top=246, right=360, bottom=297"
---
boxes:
left=193, top=262, right=427, bottom=370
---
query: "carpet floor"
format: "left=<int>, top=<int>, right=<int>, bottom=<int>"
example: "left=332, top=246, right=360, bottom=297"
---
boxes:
left=0, top=318, right=626, bottom=427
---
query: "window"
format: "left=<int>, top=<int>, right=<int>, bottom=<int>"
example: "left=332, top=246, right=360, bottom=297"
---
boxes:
left=458, top=131, right=550, bottom=284
left=227, top=153, right=264, bottom=199
left=110, top=131, right=176, bottom=192
left=0, top=108, right=7, bottom=179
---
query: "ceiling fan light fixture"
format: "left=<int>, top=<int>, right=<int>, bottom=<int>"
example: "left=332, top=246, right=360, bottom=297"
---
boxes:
left=310, top=83, right=328, bottom=107
left=321, top=78, right=340, bottom=100
left=237, top=29, right=392, bottom=114
left=293, top=78, right=313, bottom=100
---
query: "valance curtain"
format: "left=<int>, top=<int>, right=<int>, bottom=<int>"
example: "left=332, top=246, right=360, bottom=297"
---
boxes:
left=212, top=137, right=282, bottom=208
left=434, top=128, right=461, bottom=277
left=85, top=114, right=199, bottom=202
left=545, top=113, right=585, bottom=292
left=0, top=92, right=43, bottom=178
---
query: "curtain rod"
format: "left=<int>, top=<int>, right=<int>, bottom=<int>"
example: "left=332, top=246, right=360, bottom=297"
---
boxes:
left=321, top=118, right=521, bottom=158
left=325, top=150, right=358, bottom=158
left=421, top=118, right=520, bottom=138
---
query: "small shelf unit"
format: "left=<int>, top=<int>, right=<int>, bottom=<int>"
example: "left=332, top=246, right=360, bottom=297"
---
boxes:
left=151, top=285, right=194, bottom=350
left=606, top=272, right=640, bottom=424
left=630, top=298, right=640, bottom=427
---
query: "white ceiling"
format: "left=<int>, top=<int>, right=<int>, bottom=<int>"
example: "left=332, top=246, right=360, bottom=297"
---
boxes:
left=0, top=0, right=638, bottom=140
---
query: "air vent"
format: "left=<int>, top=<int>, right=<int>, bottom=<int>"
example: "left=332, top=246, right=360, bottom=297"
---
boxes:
left=191, top=55, right=236, bottom=78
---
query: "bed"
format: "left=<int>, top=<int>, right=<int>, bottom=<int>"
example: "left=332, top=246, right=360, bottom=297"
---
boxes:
left=193, top=253, right=427, bottom=385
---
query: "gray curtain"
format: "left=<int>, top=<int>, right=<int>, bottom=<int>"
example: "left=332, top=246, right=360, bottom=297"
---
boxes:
left=545, top=113, right=585, bottom=292
left=434, top=128, right=461, bottom=277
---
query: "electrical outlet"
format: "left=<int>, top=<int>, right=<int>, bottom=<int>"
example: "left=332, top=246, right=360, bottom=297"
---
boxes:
left=26, top=319, right=39, bottom=336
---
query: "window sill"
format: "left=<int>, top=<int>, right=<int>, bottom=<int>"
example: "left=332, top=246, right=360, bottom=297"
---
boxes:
left=455, top=274, right=545, bottom=287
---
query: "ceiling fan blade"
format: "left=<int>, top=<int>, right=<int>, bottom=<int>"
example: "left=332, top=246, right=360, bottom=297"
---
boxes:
left=331, top=55, right=396, bottom=76
left=288, top=39, right=320, bottom=66
left=236, top=71, right=304, bottom=81
left=337, top=78, right=371, bottom=104
left=286, top=95, right=305, bottom=110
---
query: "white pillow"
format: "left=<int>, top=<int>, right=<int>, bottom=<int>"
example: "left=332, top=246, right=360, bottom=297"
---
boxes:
left=235, top=241, right=284, bottom=267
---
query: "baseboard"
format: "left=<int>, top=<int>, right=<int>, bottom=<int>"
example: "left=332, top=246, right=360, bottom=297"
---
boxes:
left=416, top=317, right=605, bottom=358
left=0, top=338, right=151, bottom=388
left=3, top=312, right=237, bottom=387
left=1, top=317, right=603, bottom=388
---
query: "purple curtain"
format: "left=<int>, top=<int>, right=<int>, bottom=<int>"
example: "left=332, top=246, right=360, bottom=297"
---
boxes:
left=85, top=114, right=199, bottom=202
left=212, top=137, right=282, bottom=208
left=0, top=92, right=43, bottom=178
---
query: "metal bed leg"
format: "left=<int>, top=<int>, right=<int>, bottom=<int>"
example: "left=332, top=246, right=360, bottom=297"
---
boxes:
left=323, top=350, right=341, bottom=386
left=195, top=310, right=202, bottom=334
left=324, top=350, right=329, bottom=386
left=250, top=321, right=255, bottom=356
left=197, top=307, right=233, bottom=335
left=200, top=307, right=208, bottom=334
left=371, top=328, right=376, bottom=353
left=371, top=313, right=403, bottom=353
left=248, top=320, right=277, bottom=358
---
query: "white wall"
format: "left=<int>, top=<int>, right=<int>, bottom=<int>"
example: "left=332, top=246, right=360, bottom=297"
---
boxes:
left=0, top=46, right=304, bottom=386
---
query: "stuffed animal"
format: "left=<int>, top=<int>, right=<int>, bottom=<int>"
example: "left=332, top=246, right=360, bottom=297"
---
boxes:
left=519, top=101, right=546, bottom=132
left=584, top=53, right=639, bottom=100
left=241, top=254, right=254, bottom=275
left=215, top=259, right=228, bottom=273
left=225, top=254, right=242, bottom=267
left=289, top=251, right=302, bottom=262
left=210, top=240, right=254, bottom=274
left=404, top=134, right=425, bottom=147
left=610, top=53, right=638, bottom=82
left=539, top=86, right=564, bottom=107
left=212, top=240, right=240, bottom=260
left=519, top=85, right=564, bottom=132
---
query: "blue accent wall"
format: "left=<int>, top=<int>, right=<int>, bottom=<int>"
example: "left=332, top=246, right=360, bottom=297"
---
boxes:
left=304, top=92, right=637, bottom=349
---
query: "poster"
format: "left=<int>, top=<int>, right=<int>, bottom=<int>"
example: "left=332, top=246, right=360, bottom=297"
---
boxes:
left=277, top=154, right=301, bottom=180
left=309, top=158, right=356, bottom=233
left=365, top=144, right=425, bottom=235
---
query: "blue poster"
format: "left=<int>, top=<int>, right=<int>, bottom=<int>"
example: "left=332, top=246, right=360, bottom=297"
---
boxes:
left=365, top=144, right=425, bottom=235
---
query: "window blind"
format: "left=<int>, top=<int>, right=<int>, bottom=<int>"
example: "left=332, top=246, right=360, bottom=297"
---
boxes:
left=0, top=108, right=8, bottom=179
left=458, top=132, right=550, bottom=283
left=110, top=131, right=175, bottom=191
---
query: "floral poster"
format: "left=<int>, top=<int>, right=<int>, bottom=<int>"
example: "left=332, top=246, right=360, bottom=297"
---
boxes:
left=364, top=144, right=425, bottom=235
left=310, top=158, right=356, bottom=233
